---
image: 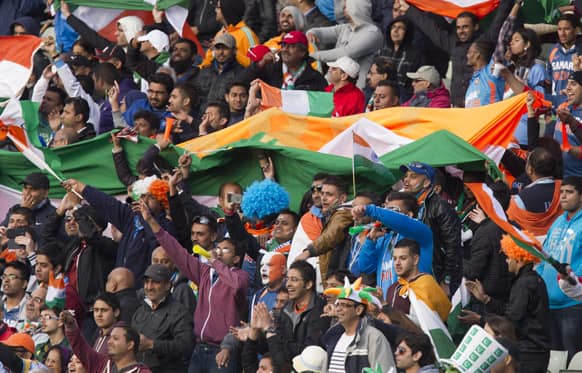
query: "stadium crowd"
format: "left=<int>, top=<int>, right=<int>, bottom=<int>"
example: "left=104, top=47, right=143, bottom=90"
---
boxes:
left=1, top=0, right=582, bottom=372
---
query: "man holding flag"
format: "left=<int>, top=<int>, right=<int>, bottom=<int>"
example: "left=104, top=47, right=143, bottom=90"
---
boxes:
left=537, top=176, right=582, bottom=362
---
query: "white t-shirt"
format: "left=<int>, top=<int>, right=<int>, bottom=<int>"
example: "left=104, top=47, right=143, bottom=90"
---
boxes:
left=328, top=332, right=354, bottom=373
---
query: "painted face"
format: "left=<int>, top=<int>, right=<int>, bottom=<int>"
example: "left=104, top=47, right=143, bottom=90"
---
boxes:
left=260, top=252, right=286, bottom=285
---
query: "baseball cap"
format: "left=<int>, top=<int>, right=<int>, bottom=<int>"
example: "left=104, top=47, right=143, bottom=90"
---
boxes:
left=144, top=264, right=171, bottom=282
left=569, top=71, right=582, bottom=86
left=67, top=54, right=93, bottom=68
left=247, top=45, right=271, bottom=63
left=280, top=31, right=308, bottom=47
left=96, top=45, right=126, bottom=63
left=137, top=30, right=169, bottom=53
left=292, top=345, right=327, bottom=373
left=20, top=172, right=49, bottom=190
left=2, top=333, right=35, bottom=354
left=406, top=65, right=440, bottom=87
left=327, top=56, right=360, bottom=79
left=214, top=33, right=236, bottom=49
left=399, top=161, right=435, bottom=183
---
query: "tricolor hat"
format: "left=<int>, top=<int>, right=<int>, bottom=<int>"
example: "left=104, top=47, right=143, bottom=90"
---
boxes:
left=323, top=277, right=381, bottom=308
left=131, top=176, right=170, bottom=209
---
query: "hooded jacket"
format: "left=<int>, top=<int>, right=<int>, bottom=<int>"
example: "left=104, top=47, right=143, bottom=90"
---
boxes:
left=9, top=16, right=40, bottom=36
left=403, top=84, right=451, bottom=108
left=0, top=0, right=44, bottom=35
left=154, top=229, right=249, bottom=346
left=380, top=17, right=425, bottom=103
left=309, top=0, right=384, bottom=88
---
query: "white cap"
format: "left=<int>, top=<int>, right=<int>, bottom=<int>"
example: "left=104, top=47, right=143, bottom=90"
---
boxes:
left=327, top=56, right=360, bottom=79
left=292, top=346, right=328, bottom=373
left=137, top=30, right=169, bottom=53
left=406, top=65, right=441, bottom=87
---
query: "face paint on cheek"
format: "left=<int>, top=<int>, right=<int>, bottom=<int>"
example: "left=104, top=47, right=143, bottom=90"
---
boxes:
left=260, top=263, right=270, bottom=285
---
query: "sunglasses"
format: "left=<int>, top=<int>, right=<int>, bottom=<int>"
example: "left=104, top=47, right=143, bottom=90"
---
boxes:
left=395, top=346, right=408, bottom=355
left=311, top=185, right=323, bottom=193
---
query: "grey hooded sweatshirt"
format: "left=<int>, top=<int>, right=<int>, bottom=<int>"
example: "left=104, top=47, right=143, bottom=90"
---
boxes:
left=308, top=0, right=384, bottom=88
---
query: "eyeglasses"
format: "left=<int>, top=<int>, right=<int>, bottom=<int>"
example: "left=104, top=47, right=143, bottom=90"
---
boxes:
left=29, top=297, right=44, bottom=304
left=194, top=216, right=211, bottom=225
left=214, top=248, right=232, bottom=255
left=64, top=215, right=76, bottom=222
left=40, top=314, right=59, bottom=321
left=1, top=274, right=23, bottom=281
left=310, top=185, right=323, bottom=193
left=395, top=346, right=408, bottom=355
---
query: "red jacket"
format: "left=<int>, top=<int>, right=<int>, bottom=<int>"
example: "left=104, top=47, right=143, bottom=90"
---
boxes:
left=325, top=83, right=365, bottom=117
left=403, top=84, right=451, bottom=108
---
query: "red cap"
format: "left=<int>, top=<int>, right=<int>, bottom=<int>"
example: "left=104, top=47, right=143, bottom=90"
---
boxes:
left=279, top=31, right=308, bottom=47
left=247, top=45, right=271, bottom=63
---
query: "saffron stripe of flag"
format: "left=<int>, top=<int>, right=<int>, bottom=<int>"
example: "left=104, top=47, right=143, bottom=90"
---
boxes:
left=466, top=183, right=548, bottom=262
left=353, top=131, right=381, bottom=164
left=259, top=81, right=334, bottom=117
left=408, top=0, right=500, bottom=19
left=46, top=272, right=66, bottom=309
left=0, top=36, right=44, bottom=100
left=409, top=289, right=456, bottom=360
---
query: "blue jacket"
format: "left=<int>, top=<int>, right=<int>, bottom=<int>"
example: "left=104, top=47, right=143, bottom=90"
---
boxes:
left=513, top=62, right=549, bottom=145
left=547, top=43, right=578, bottom=107
left=358, top=205, right=433, bottom=297
left=537, top=209, right=582, bottom=309
left=123, top=98, right=172, bottom=131
left=82, top=186, right=176, bottom=287
left=465, top=59, right=505, bottom=108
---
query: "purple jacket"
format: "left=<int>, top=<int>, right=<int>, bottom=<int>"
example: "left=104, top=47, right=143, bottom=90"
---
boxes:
left=155, top=230, right=249, bottom=345
left=66, top=323, right=152, bottom=373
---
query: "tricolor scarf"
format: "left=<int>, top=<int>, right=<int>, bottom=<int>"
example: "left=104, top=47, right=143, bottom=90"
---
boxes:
left=281, top=61, right=306, bottom=90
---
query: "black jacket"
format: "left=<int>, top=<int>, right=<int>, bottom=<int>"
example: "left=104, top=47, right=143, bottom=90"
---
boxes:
left=380, top=17, right=426, bottom=103
left=241, top=60, right=328, bottom=91
left=41, top=211, right=117, bottom=306
left=405, top=0, right=513, bottom=107
left=188, top=0, right=222, bottom=42
left=115, top=288, right=140, bottom=324
left=267, top=294, right=330, bottom=372
left=132, top=295, right=194, bottom=373
left=420, top=191, right=462, bottom=286
left=112, top=144, right=163, bottom=187
left=196, top=59, right=245, bottom=108
left=77, top=123, right=96, bottom=142
left=486, top=263, right=551, bottom=354
left=244, top=0, right=278, bottom=42
left=463, top=219, right=512, bottom=301
left=305, top=6, right=333, bottom=31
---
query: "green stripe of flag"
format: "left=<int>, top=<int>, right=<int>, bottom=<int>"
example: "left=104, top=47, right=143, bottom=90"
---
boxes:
left=306, top=91, right=334, bottom=117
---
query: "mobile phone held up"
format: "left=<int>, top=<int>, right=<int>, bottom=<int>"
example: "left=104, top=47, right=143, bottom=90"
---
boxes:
left=227, top=193, right=242, bottom=204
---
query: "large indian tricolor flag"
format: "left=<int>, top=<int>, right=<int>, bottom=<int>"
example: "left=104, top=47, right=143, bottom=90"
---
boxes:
left=259, top=81, right=334, bottom=117
left=55, top=0, right=202, bottom=54
left=0, top=36, right=43, bottom=100
left=408, top=0, right=500, bottom=19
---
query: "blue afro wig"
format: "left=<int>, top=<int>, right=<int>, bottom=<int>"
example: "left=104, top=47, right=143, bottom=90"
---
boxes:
left=241, top=179, right=290, bottom=219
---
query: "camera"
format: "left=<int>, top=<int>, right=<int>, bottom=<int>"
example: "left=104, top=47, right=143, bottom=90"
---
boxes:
left=6, top=227, right=27, bottom=239
left=227, top=193, right=242, bottom=204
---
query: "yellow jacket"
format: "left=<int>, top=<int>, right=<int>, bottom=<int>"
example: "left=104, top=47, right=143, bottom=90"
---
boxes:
left=200, top=21, right=259, bottom=68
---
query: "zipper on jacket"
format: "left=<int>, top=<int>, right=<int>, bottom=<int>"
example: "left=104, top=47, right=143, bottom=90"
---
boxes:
left=199, top=270, right=215, bottom=341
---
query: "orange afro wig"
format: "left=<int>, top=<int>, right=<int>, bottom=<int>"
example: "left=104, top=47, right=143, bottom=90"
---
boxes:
left=148, top=179, right=170, bottom=210
left=500, top=234, right=541, bottom=264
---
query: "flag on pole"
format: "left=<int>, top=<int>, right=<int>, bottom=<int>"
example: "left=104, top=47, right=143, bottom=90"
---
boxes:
left=0, top=36, right=44, bottom=100
left=409, top=289, right=456, bottom=359
left=55, top=0, right=202, bottom=55
left=0, top=99, right=44, bottom=161
left=259, top=81, right=334, bottom=117
left=447, top=277, right=471, bottom=340
left=408, top=0, right=500, bottom=19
